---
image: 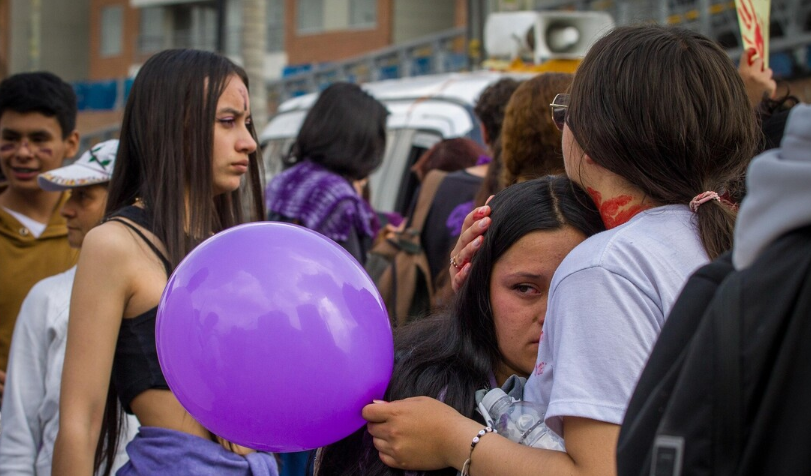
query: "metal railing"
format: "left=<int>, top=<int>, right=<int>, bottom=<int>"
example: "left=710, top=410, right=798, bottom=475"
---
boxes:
left=77, top=125, right=120, bottom=161
left=265, top=27, right=469, bottom=104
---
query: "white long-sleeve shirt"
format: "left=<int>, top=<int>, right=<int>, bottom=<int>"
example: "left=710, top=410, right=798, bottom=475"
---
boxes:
left=0, top=267, right=137, bottom=475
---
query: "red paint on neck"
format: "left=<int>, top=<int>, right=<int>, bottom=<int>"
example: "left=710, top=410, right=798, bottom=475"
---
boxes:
left=587, top=187, right=651, bottom=229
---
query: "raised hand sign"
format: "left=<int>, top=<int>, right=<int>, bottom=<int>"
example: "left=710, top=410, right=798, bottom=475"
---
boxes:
left=735, top=0, right=770, bottom=67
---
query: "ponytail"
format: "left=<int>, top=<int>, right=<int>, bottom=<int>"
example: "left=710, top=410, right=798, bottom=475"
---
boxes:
left=696, top=200, right=737, bottom=260
left=567, top=26, right=759, bottom=260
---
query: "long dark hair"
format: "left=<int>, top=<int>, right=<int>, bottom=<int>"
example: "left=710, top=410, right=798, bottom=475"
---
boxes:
left=285, top=82, right=388, bottom=180
left=410, top=138, right=486, bottom=181
left=105, top=48, right=264, bottom=267
left=316, top=176, right=605, bottom=476
left=95, top=49, right=265, bottom=475
left=567, top=25, right=758, bottom=259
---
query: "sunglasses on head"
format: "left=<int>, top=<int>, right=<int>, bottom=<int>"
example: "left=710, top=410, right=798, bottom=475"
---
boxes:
left=549, top=93, right=570, bottom=132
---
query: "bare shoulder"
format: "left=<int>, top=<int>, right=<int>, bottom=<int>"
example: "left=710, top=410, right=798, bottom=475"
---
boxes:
left=82, top=221, right=137, bottom=251
left=81, top=220, right=145, bottom=260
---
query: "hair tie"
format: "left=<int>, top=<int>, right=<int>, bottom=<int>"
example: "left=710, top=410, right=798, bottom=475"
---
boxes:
left=689, top=191, right=720, bottom=212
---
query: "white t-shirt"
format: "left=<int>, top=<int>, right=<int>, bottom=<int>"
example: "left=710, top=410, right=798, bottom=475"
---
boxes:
left=0, top=267, right=137, bottom=476
left=2, top=207, right=47, bottom=238
left=524, top=205, right=709, bottom=436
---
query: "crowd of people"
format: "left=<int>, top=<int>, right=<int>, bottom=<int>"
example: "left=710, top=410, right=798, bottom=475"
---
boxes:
left=0, top=22, right=807, bottom=476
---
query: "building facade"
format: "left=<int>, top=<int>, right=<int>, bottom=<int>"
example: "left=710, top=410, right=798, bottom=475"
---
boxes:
left=0, top=0, right=92, bottom=81
left=83, top=0, right=465, bottom=81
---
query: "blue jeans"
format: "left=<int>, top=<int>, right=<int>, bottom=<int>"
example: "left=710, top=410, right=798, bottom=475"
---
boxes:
left=278, top=451, right=314, bottom=476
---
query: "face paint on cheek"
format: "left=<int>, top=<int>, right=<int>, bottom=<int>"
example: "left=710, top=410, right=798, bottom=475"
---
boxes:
left=0, top=144, right=15, bottom=152
left=38, top=148, right=53, bottom=157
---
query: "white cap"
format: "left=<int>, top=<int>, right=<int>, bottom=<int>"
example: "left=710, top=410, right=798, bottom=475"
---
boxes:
left=38, top=139, right=119, bottom=191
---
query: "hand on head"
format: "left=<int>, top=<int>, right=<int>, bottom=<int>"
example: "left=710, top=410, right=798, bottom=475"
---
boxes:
left=448, top=196, right=494, bottom=291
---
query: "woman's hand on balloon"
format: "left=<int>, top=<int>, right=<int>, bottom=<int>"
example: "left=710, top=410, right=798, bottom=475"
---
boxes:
left=448, top=202, right=492, bottom=292
left=363, top=397, right=481, bottom=471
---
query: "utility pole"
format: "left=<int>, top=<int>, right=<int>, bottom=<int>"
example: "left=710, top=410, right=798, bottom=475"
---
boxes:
left=241, top=0, right=267, bottom=131
left=216, top=0, right=226, bottom=53
left=30, top=0, right=41, bottom=70
left=467, top=0, right=487, bottom=68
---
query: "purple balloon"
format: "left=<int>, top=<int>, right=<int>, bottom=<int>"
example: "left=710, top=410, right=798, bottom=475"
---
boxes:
left=156, top=222, right=393, bottom=452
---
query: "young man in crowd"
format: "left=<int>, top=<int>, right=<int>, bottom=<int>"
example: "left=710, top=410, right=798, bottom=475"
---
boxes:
left=0, top=72, right=80, bottom=400
left=0, top=140, right=136, bottom=475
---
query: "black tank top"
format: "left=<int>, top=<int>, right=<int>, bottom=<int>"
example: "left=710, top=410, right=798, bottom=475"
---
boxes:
left=106, top=206, right=172, bottom=414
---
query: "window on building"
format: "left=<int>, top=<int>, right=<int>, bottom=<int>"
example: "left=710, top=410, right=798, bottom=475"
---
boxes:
left=100, top=6, right=124, bottom=57
left=170, top=4, right=216, bottom=51
left=193, top=5, right=218, bottom=52
left=267, top=0, right=285, bottom=52
left=349, top=0, right=376, bottom=28
left=225, top=0, right=242, bottom=56
left=173, top=6, right=193, bottom=49
left=138, top=7, right=165, bottom=54
left=296, top=0, right=375, bottom=34
left=297, top=0, right=324, bottom=33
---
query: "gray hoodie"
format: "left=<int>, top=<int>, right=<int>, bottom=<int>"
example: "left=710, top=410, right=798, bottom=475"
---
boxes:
left=733, top=104, right=811, bottom=270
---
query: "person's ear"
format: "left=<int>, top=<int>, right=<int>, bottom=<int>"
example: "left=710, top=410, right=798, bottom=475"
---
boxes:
left=63, top=130, right=80, bottom=160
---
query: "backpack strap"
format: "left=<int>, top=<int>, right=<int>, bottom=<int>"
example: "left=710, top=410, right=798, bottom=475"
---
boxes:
left=713, top=274, right=743, bottom=476
left=409, top=170, right=448, bottom=233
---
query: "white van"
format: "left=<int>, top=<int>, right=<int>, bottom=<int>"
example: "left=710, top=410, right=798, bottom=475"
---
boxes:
left=259, top=70, right=529, bottom=216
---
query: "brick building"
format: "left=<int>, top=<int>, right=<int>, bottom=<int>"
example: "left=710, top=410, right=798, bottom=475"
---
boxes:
left=0, top=0, right=91, bottom=81
left=84, top=0, right=466, bottom=81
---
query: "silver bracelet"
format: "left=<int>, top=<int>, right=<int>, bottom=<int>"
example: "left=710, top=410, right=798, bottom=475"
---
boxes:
left=461, top=427, right=496, bottom=476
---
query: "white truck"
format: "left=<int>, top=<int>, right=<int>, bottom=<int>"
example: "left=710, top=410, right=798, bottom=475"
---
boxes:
left=258, top=10, right=614, bottom=215
left=259, top=70, right=530, bottom=216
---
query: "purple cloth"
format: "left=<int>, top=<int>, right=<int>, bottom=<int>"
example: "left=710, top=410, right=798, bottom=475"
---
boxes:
left=446, top=200, right=475, bottom=236
left=265, top=160, right=379, bottom=242
left=475, top=154, right=492, bottom=166
left=117, top=427, right=279, bottom=476
left=382, top=211, right=405, bottom=228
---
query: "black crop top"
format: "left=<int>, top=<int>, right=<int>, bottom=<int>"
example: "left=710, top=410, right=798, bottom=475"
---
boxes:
left=106, top=206, right=172, bottom=414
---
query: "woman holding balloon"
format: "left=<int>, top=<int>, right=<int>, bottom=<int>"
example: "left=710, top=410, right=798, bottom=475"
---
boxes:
left=52, top=49, right=273, bottom=475
left=316, top=176, right=605, bottom=476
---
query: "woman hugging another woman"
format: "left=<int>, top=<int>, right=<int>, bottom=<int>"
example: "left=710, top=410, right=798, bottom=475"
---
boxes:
left=362, top=25, right=758, bottom=476
left=316, top=175, right=604, bottom=476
